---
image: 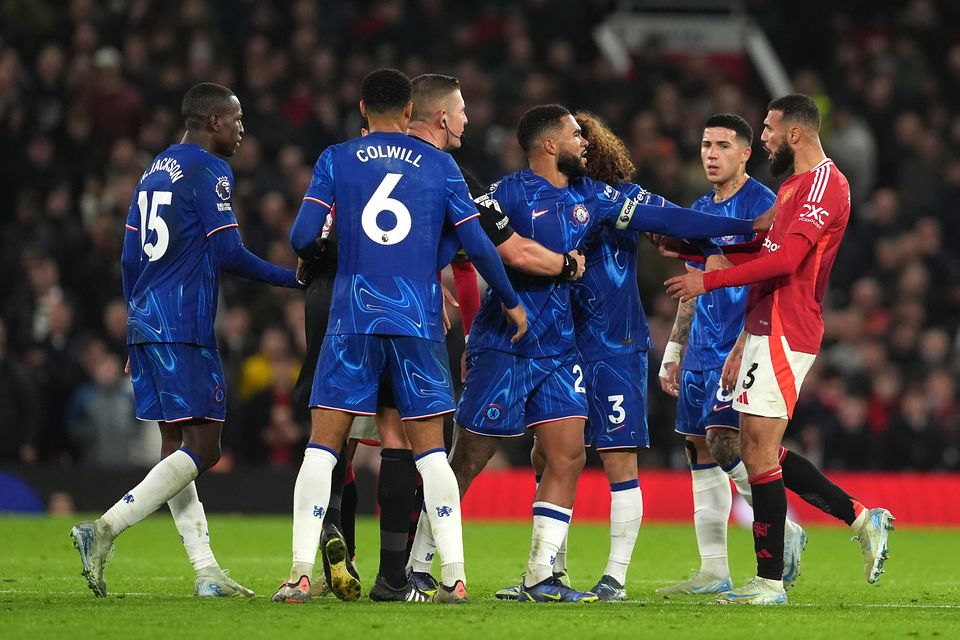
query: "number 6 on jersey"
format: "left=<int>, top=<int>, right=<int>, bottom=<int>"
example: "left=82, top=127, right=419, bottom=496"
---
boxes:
left=362, top=173, right=411, bottom=245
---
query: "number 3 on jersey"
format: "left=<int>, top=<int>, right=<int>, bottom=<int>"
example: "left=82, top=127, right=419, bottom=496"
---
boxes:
left=138, top=190, right=171, bottom=261
left=362, top=173, right=411, bottom=245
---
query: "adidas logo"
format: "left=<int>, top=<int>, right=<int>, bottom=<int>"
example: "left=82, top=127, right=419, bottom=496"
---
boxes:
left=737, top=392, right=749, bottom=405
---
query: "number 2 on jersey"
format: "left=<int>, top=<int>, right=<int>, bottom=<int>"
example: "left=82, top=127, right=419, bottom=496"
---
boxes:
left=138, top=190, right=171, bottom=261
left=572, top=365, right=586, bottom=393
left=362, top=173, right=412, bottom=245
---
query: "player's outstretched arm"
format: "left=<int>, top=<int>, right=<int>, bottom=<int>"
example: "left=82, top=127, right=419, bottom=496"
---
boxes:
left=437, top=208, right=585, bottom=281
left=702, top=231, right=812, bottom=290
left=497, top=236, right=585, bottom=280
left=453, top=216, right=526, bottom=342
left=209, top=227, right=298, bottom=287
left=615, top=200, right=754, bottom=239
left=665, top=232, right=813, bottom=301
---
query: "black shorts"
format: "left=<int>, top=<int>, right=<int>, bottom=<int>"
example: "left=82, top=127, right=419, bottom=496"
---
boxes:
left=293, top=273, right=396, bottom=410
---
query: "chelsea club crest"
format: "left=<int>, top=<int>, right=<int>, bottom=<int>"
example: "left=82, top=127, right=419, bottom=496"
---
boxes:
left=572, top=204, right=590, bottom=225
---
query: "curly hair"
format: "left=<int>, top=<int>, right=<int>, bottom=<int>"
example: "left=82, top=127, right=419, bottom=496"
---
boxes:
left=575, top=111, right=635, bottom=186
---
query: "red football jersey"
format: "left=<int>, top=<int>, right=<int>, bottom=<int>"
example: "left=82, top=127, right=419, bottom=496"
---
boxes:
left=743, top=158, right=850, bottom=353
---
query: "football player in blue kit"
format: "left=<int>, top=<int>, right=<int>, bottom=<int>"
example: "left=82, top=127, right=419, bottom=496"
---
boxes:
left=422, top=104, right=769, bottom=602
left=656, top=114, right=806, bottom=595
left=70, top=83, right=299, bottom=598
left=275, top=69, right=526, bottom=605
left=495, top=111, right=733, bottom=602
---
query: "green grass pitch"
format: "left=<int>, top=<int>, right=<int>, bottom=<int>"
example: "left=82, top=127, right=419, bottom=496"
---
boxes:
left=1, top=516, right=957, bottom=639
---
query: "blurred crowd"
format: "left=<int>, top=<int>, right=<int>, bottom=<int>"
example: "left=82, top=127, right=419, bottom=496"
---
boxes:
left=1, top=0, right=958, bottom=472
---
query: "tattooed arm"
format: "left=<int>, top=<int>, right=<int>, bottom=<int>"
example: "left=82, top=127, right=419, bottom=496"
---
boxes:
left=659, top=297, right=695, bottom=398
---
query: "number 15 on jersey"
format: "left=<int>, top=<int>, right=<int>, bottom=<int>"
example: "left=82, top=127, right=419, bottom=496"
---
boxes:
left=138, top=190, right=171, bottom=261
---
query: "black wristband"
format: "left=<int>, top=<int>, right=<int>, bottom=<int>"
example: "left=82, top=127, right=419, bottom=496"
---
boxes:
left=559, top=253, right=579, bottom=280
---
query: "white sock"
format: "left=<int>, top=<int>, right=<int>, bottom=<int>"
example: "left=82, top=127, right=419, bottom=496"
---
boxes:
left=605, top=481, right=643, bottom=584
left=99, top=449, right=200, bottom=539
left=167, top=481, right=217, bottom=573
left=291, top=445, right=338, bottom=578
left=723, top=458, right=752, bottom=506
left=692, top=464, right=732, bottom=578
left=554, top=529, right=569, bottom=575
left=525, top=501, right=572, bottom=586
left=407, top=507, right=438, bottom=575
left=415, top=449, right=465, bottom=585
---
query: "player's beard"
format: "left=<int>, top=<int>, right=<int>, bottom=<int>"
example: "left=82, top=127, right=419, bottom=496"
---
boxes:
left=768, top=139, right=794, bottom=176
left=557, top=149, right=587, bottom=180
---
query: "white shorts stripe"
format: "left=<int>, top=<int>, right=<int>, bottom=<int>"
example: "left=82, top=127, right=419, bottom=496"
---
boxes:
left=731, top=334, right=816, bottom=420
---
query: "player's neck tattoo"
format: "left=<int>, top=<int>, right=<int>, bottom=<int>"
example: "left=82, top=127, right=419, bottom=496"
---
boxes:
left=714, top=171, right=747, bottom=203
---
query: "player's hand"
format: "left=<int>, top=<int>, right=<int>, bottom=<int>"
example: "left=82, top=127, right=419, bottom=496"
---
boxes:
left=503, top=304, right=528, bottom=343
left=705, top=254, right=733, bottom=272
left=665, top=265, right=706, bottom=302
left=752, top=204, right=776, bottom=231
left=442, top=284, right=460, bottom=309
left=441, top=284, right=459, bottom=335
left=646, top=233, right=683, bottom=259
left=659, top=361, right=680, bottom=398
left=295, top=258, right=309, bottom=286
left=721, top=340, right=745, bottom=393
left=569, top=250, right=586, bottom=280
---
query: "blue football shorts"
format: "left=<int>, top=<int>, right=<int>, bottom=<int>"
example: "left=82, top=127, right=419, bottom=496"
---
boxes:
left=674, top=367, right=739, bottom=436
left=129, top=343, right=227, bottom=423
left=310, top=334, right=454, bottom=420
left=455, top=349, right=588, bottom=437
left=583, top=351, right=650, bottom=450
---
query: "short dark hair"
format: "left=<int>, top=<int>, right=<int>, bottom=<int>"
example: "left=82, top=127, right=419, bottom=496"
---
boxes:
left=704, top=113, right=753, bottom=145
left=768, top=93, right=821, bottom=131
left=517, top=104, right=571, bottom=153
left=361, top=68, right=412, bottom=115
left=411, top=74, right=461, bottom=122
left=182, top=83, right=236, bottom=130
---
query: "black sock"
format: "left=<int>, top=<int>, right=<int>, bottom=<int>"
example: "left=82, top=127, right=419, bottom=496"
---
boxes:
left=406, top=473, right=425, bottom=562
left=781, top=449, right=858, bottom=525
left=750, top=467, right=786, bottom=581
left=325, top=448, right=348, bottom=530
left=342, top=467, right=358, bottom=558
left=378, top=448, right=417, bottom=588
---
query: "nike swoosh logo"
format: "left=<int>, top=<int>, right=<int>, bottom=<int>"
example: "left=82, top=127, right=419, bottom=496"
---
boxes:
left=712, top=403, right=732, bottom=412
left=531, top=209, right=549, bottom=218
left=541, top=592, right=562, bottom=600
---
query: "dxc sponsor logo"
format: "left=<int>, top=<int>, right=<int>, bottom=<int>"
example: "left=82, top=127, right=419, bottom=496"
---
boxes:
left=800, top=203, right=828, bottom=226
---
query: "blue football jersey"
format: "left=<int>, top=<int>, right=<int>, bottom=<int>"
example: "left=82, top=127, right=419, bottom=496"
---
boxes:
left=571, top=183, right=668, bottom=361
left=302, top=132, right=479, bottom=342
left=123, top=143, right=240, bottom=347
left=683, top=177, right=776, bottom=370
left=469, top=170, right=640, bottom=358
